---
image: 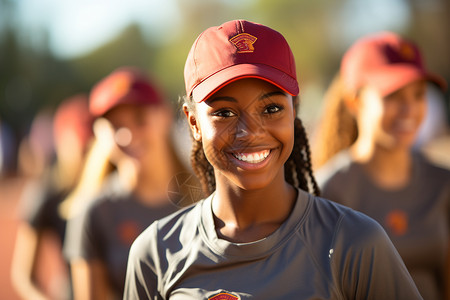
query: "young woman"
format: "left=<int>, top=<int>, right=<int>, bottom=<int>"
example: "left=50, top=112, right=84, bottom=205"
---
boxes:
left=11, top=95, right=93, bottom=300
left=124, top=20, right=422, bottom=299
left=64, top=67, right=188, bottom=300
left=312, top=32, right=449, bottom=300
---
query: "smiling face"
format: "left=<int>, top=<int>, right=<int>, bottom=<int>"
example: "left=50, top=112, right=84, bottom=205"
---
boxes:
left=185, top=78, right=296, bottom=191
left=356, top=80, right=427, bottom=150
left=104, top=103, right=171, bottom=166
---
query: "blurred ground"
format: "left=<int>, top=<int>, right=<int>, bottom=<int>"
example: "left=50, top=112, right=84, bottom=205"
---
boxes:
left=0, top=176, right=24, bottom=300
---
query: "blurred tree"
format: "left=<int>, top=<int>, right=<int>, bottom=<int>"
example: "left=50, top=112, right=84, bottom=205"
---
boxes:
left=0, top=0, right=84, bottom=139
left=1, top=0, right=449, bottom=170
left=67, top=24, right=154, bottom=90
left=405, top=0, right=450, bottom=119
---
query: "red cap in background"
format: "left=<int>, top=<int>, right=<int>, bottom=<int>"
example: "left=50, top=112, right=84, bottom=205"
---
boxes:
left=184, top=20, right=299, bottom=103
left=340, top=31, right=447, bottom=97
left=89, top=66, right=165, bottom=117
left=53, top=94, right=93, bottom=150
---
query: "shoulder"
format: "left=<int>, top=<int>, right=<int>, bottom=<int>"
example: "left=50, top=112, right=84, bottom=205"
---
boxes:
left=307, top=195, right=382, bottom=236
left=315, top=151, right=355, bottom=188
left=416, top=151, right=450, bottom=180
left=303, top=195, right=390, bottom=256
left=312, top=197, right=422, bottom=298
left=82, top=182, right=131, bottom=217
left=310, top=197, right=400, bottom=265
left=132, top=200, right=203, bottom=251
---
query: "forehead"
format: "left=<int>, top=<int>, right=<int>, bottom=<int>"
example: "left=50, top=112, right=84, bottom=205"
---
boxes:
left=103, top=103, right=150, bottom=123
left=203, top=78, right=288, bottom=104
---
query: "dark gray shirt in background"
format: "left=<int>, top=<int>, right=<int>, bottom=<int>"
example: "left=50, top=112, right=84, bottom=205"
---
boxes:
left=316, top=151, right=450, bottom=300
left=64, top=174, right=178, bottom=299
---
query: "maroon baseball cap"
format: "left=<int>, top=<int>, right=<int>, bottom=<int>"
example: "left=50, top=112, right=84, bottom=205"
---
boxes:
left=89, top=66, right=165, bottom=117
left=341, top=31, right=447, bottom=97
left=53, top=94, right=93, bottom=149
left=184, top=20, right=299, bottom=103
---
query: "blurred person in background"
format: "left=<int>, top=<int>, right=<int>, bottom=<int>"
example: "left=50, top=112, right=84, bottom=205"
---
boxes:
left=11, top=95, right=93, bottom=300
left=414, top=85, right=450, bottom=170
left=0, top=119, right=17, bottom=177
left=64, top=67, right=191, bottom=300
left=312, top=32, right=450, bottom=300
left=16, top=108, right=55, bottom=181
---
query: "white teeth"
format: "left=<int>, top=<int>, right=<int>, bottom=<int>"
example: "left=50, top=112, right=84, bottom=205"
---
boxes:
left=233, top=150, right=270, bottom=164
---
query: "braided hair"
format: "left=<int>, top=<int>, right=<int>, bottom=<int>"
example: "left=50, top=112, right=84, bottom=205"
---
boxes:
left=183, top=95, right=320, bottom=197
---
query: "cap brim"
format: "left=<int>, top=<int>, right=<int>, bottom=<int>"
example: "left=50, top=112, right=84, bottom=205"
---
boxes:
left=191, top=64, right=299, bottom=103
left=366, top=65, right=447, bottom=97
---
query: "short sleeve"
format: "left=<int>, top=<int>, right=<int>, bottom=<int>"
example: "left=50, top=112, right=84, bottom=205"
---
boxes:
left=124, top=223, right=161, bottom=300
left=64, top=199, right=103, bottom=262
left=331, top=210, right=423, bottom=300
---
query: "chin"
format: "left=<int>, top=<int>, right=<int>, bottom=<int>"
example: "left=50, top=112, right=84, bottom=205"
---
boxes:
left=228, top=172, right=281, bottom=192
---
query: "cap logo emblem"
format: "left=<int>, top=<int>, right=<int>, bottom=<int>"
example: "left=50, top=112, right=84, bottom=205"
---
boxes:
left=208, top=292, right=239, bottom=300
left=399, top=42, right=415, bottom=61
left=229, top=33, right=257, bottom=53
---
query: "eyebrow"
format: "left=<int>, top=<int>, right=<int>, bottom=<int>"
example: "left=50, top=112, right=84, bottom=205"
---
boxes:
left=208, top=91, right=288, bottom=104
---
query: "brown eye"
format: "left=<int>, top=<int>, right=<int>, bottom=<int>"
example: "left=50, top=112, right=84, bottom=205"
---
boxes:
left=264, top=104, right=283, bottom=114
left=213, top=109, right=236, bottom=118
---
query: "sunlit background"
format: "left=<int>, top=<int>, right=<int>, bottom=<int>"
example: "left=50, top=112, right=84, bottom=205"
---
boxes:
left=0, top=0, right=449, bottom=298
left=1, top=0, right=449, bottom=154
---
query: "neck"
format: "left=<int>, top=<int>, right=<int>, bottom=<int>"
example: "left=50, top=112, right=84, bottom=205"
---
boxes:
left=118, top=143, right=176, bottom=206
left=350, top=140, right=412, bottom=189
left=212, top=171, right=296, bottom=243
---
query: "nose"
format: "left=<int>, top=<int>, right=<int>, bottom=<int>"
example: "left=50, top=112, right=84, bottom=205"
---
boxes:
left=234, top=112, right=265, bottom=140
left=399, top=97, right=422, bottom=118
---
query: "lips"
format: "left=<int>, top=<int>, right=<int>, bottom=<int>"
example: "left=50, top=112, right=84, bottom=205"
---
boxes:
left=232, top=149, right=270, bottom=164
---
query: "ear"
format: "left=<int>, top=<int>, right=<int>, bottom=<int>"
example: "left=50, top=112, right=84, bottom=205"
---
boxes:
left=292, top=95, right=299, bottom=118
left=183, top=104, right=202, bottom=141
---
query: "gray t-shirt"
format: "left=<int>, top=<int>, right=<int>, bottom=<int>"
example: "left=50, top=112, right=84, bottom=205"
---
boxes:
left=316, top=151, right=450, bottom=300
left=65, top=175, right=178, bottom=299
left=124, top=188, right=422, bottom=299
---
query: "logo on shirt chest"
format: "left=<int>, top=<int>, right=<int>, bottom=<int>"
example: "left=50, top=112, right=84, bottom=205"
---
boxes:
left=209, top=292, right=239, bottom=300
left=385, top=210, right=409, bottom=236
left=117, top=220, right=141, bottom=246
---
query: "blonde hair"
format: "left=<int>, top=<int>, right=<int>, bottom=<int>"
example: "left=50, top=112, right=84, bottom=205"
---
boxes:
left=59, top=120, right=114, bottom=219
left=311, top=75, right=358, bottom=170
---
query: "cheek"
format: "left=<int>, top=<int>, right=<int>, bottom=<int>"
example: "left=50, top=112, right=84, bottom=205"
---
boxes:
left=200, top=121, right=230, bottom=157
left=380, top=104, right=396, bottom=127
left=276, top=119, right=295, bottom=154
left=417, top=101, right=427, bottom=124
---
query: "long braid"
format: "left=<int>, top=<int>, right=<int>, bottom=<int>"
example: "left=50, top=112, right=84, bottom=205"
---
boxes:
left=191, top=139, right=215, bottom=196
left=284, top=118, right=320, bottom=196
left=296, top=118, right=321, bottom=196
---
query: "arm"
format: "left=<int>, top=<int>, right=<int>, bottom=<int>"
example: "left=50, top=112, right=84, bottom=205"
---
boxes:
left=71, top=258, right=112, bottom=300
left=10, top=223, right=48, bottom=300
